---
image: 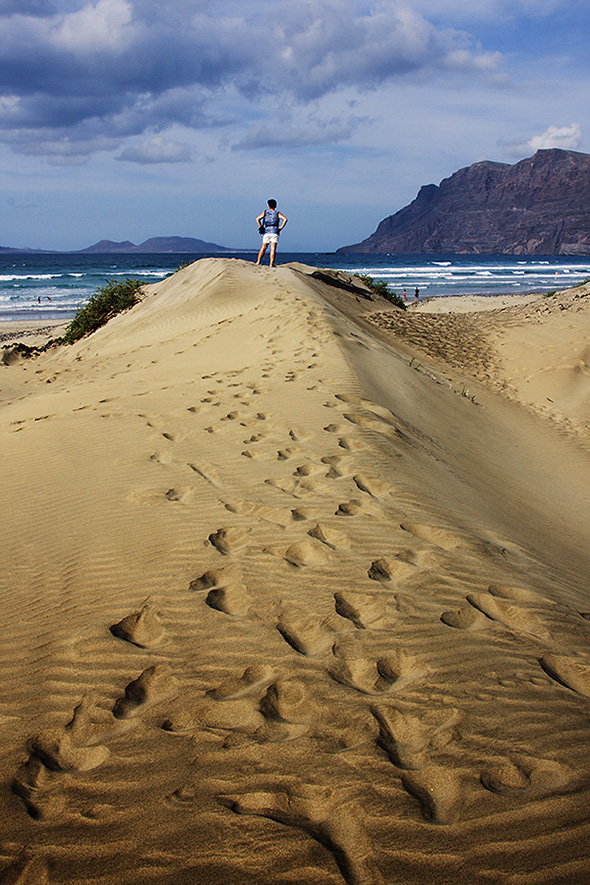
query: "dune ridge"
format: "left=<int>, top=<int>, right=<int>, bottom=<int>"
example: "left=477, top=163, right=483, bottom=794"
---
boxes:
left=1, top=258, right=590, bottom=884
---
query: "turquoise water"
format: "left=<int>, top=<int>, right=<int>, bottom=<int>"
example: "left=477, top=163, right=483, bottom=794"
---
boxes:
left=1, top=251, right=589, bottom=321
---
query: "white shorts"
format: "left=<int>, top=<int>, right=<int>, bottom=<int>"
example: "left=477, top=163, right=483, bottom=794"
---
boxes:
left=263, top=233, right=279, bottom=244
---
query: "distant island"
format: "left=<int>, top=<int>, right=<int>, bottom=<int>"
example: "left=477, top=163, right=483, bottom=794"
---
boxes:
left=0, top=236, right=232, bottom=254
left=79, top=236, right=231, bottom=253
left=338, top=148, right=590, bottom=255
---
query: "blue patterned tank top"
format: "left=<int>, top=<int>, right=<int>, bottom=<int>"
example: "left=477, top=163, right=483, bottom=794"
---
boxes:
left=263, top=209, right=280, bottom=233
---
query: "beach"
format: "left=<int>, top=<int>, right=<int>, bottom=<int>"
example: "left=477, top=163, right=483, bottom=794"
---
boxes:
left=1, top=258, right=590, bottom=885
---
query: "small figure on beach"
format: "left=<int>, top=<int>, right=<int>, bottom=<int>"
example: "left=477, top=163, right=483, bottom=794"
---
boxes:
left=414, top=287, right=419, bottom=302
left=256, top=199, right=287, bottom=268
left=403, top=289, right=407, bottom=301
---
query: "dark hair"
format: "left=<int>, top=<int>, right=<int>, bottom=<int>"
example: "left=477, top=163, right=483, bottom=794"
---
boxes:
left=267, top=199, right=277, bottom=209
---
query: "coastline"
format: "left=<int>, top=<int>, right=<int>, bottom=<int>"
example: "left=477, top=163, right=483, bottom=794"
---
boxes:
left=0, top=318, right=69, bottom=344
left=410, top=291, right=539, bottom=313
left=0, top=290, right=540, bottom=343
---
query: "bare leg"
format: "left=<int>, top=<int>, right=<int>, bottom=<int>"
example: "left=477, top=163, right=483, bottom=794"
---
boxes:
left=256, top=243, right=268, bottom=265
left=269, top=242, right=277, bottom=267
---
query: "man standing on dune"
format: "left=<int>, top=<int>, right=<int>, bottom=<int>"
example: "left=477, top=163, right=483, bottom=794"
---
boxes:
left=256, top=199, right=287, bottom=267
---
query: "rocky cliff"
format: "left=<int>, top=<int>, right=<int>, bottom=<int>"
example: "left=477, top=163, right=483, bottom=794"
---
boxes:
left=338, top=149, right=590, bottom=255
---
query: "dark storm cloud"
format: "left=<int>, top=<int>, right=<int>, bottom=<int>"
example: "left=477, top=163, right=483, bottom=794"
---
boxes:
left=0, top=0, right=500, bottom=160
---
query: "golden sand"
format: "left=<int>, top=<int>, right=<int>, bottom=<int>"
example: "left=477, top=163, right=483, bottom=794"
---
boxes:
left=1, top=259, right=589, bottom=884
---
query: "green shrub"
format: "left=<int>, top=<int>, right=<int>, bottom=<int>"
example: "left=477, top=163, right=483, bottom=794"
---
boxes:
left=63, top=278, right=144, bottom=344
left=354, top=273, right=406, bottom=310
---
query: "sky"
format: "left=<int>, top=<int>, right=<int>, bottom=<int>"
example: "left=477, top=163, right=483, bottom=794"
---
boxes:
left=1, top=0, right=589, bottom=252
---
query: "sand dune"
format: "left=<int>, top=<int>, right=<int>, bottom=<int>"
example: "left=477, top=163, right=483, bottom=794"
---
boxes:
left=1, top=258, right=590, bottom=884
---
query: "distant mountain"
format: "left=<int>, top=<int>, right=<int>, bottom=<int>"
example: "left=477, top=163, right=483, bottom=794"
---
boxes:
left=79, top=236, right=230, bottom=253
left=0, top=245, right=47, bottom=253
left=338, top=149, right=590, bottom=255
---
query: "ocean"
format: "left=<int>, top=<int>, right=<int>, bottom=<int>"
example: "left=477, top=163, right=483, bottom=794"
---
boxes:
left=2, top=251, right=590, bottom=322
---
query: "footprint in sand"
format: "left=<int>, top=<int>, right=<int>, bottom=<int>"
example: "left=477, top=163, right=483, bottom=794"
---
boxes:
left=188, top=462, right=222, bottom=488
left=12, top=695, right=115, bottom=820
left=164, top=677, right=313, bottom=742
left=481, top=754, right=575, bottom=798
left=342, top=412, right=383, bottom=434
left=539, top=653, right=590, bottom=696
left=208, top=526, right=250, bottom=555
left=163, top=697, right=263, bottom=736
left=149, top=451, right=175, bottom=465
left=243, top=432, right=267, bottom=445
left=110, top=600, right=166, bottom=648
left=12, top=755, right=66, bottom=820
left=277, top=447, right=301, bottom=461
left=113, top=664, right=178, bottom=719
left=488, top=583, right=547, bottom=605
left=293, top=461, right=324, bottom=477
left=308, top=522, right=350, bottom=550
left=401, top=766, right=463, bottom=825
left=277, top=609, right=335, bottom=656
left=338, top=436, right=367, bottom=452
left=353, top=474, right=390, bottom=499
left=367, top=554, right=416, bottom=583
left=164, top=487, right=195, bottom=503
left=400, top=522, right=464, bottom=550
left=220, top=782, right=382, bottom=885
left=258, top=679, right=315, bottom=727
left=441, top=605, right=490, bottom=631
left=295, top=476, right=332, bottom=496
left=466, top=592, right=551, bottom=641
left=189, top=564, right=242, bottom=592
left=334, top=393, right=364, bottom=407
left=372, top=704, right=460, bottom=772
left=206, top=579, right=250, bottom=616
left=334, top=591, right=386, bottom=629
left=284, top=538, right=332, bottom=567
left=372, top=706, right=430, bottom=770
left=189, top=565, right=250, bottom=615
left=329, top=643, right=426, bottom=695
left=27, top=729, right=110, bottom=774
left=62, top=694, right=124, bottom=747
left=291, top=506, right=313, bottom=522
left=0, top=852, right=49, bottom=884
left=26, top=693, right=115, bottom=775
left=321, top=454, right=354, bottom=479
left=480, top=759, right=529, bottom=796
left=225, top=499, right=290, bottom=527
left=335, top=499, right=365, bottom=517
left=207, top=665, right=274, bottom=700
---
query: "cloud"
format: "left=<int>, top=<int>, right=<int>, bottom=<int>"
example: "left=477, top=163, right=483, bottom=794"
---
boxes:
left=117, top=135, right=192, bottom=163
left=503, top=123, right=582, bottom=157
left=54, top=0, right=135, bottom=53
left=0, top=0, right=504, bottom=159
left=233, top=112, right=367, bottom=150
left=272, top=2, right=500, bottom=99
